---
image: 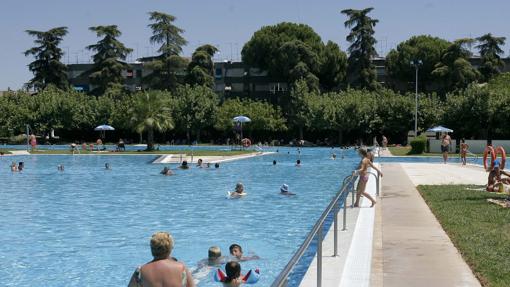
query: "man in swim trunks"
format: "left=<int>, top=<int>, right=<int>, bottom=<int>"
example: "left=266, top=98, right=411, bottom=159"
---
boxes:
left=441, top=133, right=451, bottom=164
left=128, top=231, right=195, bottom=287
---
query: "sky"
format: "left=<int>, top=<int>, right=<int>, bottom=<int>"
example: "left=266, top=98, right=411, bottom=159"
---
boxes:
left=1, top=0, right=509, bottom=90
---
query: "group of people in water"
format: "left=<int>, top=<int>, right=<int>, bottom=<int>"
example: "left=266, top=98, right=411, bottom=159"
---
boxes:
left=128, top=232, right=260, bottom=287
left=160, top=159, right=221, bottom=176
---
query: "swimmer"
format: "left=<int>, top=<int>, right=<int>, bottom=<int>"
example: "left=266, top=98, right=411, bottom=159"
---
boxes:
left=215, top=163, right=220, bottom=168
left=272, top=160, right=277, bottom=165
left=295, top=159, right=301, bottom=167
left=279, top=184, right=295, bottom=196
left=179, top=160, right=189, bottom=169
left=192, top=246, right=227, bottom=278
left=206, top=162, right=210, bottom=168
left=160, top=166, right=173, bottom=176
left=229, top=182, right=247, bottom=198
left=197, top=158, right=203, bottom=167
left=229, top=244, right=260, bottom=262
left=105, top=163, right=111, bottom=170
left=57, top=164, right=64, bottom=171
left=331, top=153, right=337, bottom=160
left=18, top=162, right=24, bottom=172
left=10, top=161, right=18, bottom=172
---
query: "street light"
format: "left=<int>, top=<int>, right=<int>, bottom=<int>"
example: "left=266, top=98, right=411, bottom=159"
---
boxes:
left=410, top=60, right=422, bottom=138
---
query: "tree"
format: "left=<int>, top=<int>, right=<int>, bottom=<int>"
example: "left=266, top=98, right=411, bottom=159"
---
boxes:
left=242, top=22, right=325, bottom=90
left=319, top=41, right=347, bottom=91
left=214, top=98, right=287, bottom=139
left=341, top=8, right=379, bottom=90
left=186, top=44, right=218, bottom=87
left=476, top=33, right=506, bottom=82
left=128, top=91, right=174, bottom=151
left=386, top=35, right=450, bottom=92
left=288, top=79, right=314, bottom=140
left=144, top=11, right=188, bottom=91
left=24, top=27, right=69, bottom=90
left=87, top=25, right=133, bottom=95
left=432, top=38, right=480, bottom=92
left=173, top=85, right=218, bottom=143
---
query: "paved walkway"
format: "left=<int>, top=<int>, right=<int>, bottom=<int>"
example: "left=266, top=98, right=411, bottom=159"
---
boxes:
left=372, top=163, right=481, bottom=287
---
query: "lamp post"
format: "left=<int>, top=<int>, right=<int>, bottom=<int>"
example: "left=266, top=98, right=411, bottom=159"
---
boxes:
left=411, top=60, right=422, bottom=138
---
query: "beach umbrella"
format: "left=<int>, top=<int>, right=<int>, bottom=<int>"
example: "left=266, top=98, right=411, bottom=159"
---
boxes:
left=426, top=126, right=453, bottom=133
left=94, top=124, right=115, bottom=139
left=232, top=116, right=251, bottom=145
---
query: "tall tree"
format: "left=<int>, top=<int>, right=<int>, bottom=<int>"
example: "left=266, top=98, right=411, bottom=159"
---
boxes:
left=186, top=44, right=218, bottom=87
left=145, top=11, right=188, bottom=91
left=24, top=27, right=69, bottom=90
left=128, top=91, right=174, bottom=151
left=432, top=38, right=480, bottom=92
left=341, top=8, right=379, bottom=90
left=87, top=25, right=132, bottom=95
left=288, top=79, right=314, bottom=140
left=386, top=35, right=450, bottom=92
left=319, top=41, right=348, bottom=91
left=173, top=85, right=219, bottom=143
left=242, top=22, right=324, bottom=91
left=476, top=33, right=506, bottom=82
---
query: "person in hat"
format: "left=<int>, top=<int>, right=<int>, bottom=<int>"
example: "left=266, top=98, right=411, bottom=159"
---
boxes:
left=280, top=184, right=295, bottom=195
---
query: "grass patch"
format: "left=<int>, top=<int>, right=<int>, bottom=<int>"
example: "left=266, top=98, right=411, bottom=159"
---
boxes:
left=0, top=149, right=12, bottom=154
left=29, top=149, right=255, bottom=156
left=418, top=185, right=510, bottom=287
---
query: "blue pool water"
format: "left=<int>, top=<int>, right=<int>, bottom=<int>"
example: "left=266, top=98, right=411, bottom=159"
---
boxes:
left=0, top=147, right=359, bottom=286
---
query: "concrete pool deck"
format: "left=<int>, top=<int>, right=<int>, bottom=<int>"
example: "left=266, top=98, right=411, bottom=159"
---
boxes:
left=371, top=162, right=484, bottom=287
left=152, top=151, right=274, bottom=164
left=301, top=159, right=486, bottom=286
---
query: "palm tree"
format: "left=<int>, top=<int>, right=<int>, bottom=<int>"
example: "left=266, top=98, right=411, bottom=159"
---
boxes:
left=129, top=91, right=174, bottom=151
left=476, top=33, right=506, bottom=81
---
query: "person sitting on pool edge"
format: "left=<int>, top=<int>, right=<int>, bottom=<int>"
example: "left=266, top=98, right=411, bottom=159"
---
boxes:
left=128, top=231, right=195, bottom=287
left=279, top=184, right=295, bottom=196
left=179, top=160, right=189, bottom=169
left=229, top=244, right=260, bottom=262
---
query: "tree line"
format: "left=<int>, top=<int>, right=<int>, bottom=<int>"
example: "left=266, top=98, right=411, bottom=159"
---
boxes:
left=14, top=8, right=510, bottom=147
left=2, top=73, right=510, bottom=148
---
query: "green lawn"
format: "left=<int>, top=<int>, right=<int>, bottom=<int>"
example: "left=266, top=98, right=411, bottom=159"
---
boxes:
left=418, top=185, right=510, bottom=287
left=29, top=149, right=255, bottom=156
left=0, top=149, right=12, bottom=154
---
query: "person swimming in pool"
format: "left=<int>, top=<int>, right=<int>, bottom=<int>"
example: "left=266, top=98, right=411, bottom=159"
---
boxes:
left=279, top=184, right=295, bottom=196
left=229, top=183, right=247, bottom=198
left=229, top=244, right=260, bottom=262
left=191, top=246, right=227, bottom=279
left=353, top=148, right=382, bottom=207
left=160, top=166, right=173, bottom=176
left=179, top=160, right=189, bottom=169
left=295, top=159, right=301, bottom=167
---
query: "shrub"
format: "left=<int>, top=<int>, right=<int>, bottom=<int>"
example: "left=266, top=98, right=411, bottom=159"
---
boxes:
left=409, top=135, right=427, bottom=154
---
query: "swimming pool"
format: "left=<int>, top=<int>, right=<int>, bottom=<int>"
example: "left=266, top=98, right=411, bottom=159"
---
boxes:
left=0, top=147, right=359, bottom=286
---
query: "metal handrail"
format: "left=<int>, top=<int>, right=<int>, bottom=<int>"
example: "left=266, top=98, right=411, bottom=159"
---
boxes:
left=270, top=174, right=358, bottom=287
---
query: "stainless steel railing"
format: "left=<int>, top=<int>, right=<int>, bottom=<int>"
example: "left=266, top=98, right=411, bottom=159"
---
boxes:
left=270, top=174, right=358, bottom=287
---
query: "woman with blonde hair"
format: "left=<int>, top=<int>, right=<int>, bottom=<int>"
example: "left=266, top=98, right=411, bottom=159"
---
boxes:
left=128, top=232, right=195, bottom=287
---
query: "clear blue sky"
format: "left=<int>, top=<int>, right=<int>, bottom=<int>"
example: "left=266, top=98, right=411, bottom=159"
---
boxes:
left=1, top=0, right=509, bottom=90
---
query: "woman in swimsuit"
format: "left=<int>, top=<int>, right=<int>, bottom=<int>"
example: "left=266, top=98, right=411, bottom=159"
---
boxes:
left=460, top=138, right=469, bottom=166
left=128, top=232, right=195, bottom=287
left=353, top=148, right=383, bottom=208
